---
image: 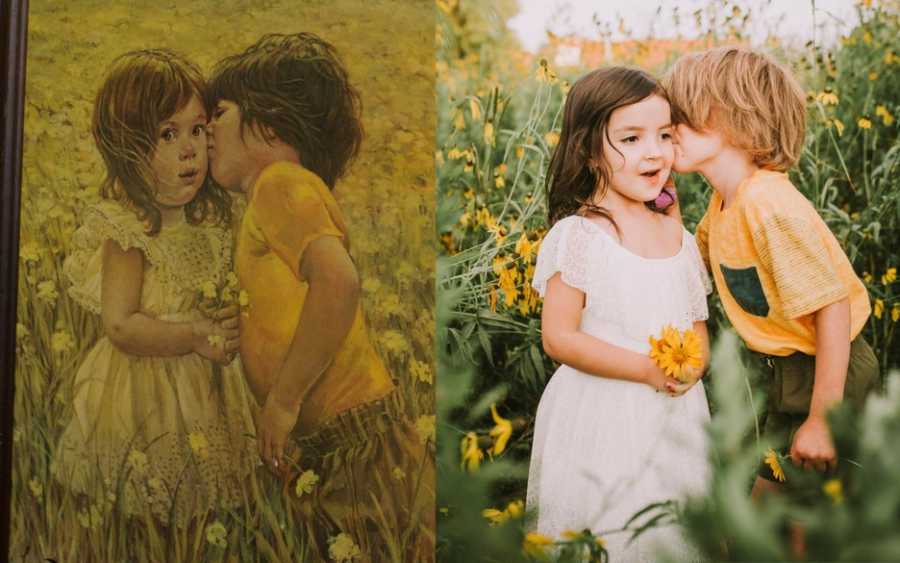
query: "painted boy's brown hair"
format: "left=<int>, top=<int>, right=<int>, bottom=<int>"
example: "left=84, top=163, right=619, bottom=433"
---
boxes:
left=93, top=49, right=231, bottom=235
left=664, top=46, right=806, bottom=171
left=207, top=33, right=363, bottom=190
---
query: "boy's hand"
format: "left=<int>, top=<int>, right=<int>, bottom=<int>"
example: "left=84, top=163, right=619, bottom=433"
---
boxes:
left=257, top=394, right=301, bottom=474
left=790, top=415, right=836, bottom=472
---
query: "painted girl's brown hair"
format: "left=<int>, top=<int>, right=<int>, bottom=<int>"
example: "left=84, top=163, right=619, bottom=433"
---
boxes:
left=206, top=33, right=363, bottom=190
left=547, top=67, right=667, bottom=226
left=92, top=49, right=231, bottom=236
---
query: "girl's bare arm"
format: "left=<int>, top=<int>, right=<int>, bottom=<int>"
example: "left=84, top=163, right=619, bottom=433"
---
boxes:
left=541, top=273, right=670, bottom=390
left=100, top=239, right=237, bottom=360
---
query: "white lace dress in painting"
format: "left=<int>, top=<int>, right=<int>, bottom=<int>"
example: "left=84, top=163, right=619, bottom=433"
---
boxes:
left=527, top=215, right=712, bottom=562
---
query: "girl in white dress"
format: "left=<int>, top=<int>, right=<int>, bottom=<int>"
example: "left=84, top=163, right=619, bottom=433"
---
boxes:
left=527, top=67, right=712, bottom=561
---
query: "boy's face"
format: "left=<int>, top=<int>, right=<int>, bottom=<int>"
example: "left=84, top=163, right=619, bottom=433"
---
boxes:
left=601, top=94, right=675, bottom=203
left=150, top=95, right=208, bottom=209
left=672, top=124, right=725, bottom=173
left=206, top=100, right=270, bottom=193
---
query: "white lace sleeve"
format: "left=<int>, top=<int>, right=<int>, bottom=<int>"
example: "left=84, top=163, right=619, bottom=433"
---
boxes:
left=684, top=231, right=712, bottom=322
left=531, top=217, right=595, bottom=297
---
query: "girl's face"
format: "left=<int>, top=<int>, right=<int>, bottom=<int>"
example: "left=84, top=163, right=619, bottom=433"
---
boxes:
left=150, top=94, right=208, bottom=209
left=599, top=94, right=674, bottom=204
left=672, top=123, right=725, bottom=173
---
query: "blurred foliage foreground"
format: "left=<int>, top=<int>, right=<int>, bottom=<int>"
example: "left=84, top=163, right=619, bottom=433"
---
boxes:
left=436, top=1, right=900, bottom=561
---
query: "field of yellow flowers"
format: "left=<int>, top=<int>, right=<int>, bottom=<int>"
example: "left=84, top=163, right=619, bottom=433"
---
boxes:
left=436, top=1, right=899, bottom=561
left=10, top=0, right=435, bottom=561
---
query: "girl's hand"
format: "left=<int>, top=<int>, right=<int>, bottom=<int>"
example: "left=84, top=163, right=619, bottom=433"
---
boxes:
left=642, top=357, right=685, bottom=396
left=191, top=317, right=239, bottom=364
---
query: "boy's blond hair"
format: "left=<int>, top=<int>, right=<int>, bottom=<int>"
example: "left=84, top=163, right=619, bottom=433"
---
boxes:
left=664, top=46, right=806, bottom=171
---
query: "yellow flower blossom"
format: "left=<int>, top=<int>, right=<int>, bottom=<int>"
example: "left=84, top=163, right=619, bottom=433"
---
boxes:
left=545, top=131, right=560, bottom=148
left=36, top=280, right=58, bottom=301
left=515, top=233, right=535, bottom=263
left=882, top=267, right=897, bottom=285
left=29, top=478, right=43, bottom=498
left=764, top=448, right=786, bottom=482
left=561, top=79, right=571, bottom=95
left=295, top=469, right=320, bottom=497
left=127, top=449, right=148, bottom=475
left=447, top=147, right=463, bottom=160
left=188, top=432, right=210, bottom=459
left=863, top=271, right=873, bottom=284
left=484, top=122, right=495, bottom=146
left=651, top=326, right=703, bottom=383
left=516, top=145, right=525, bottom=159
left=207, top=334, right=225, bottom=348
left=832, top=119, right=845, bottom=137
left=200, top=280, right=217, bottom=300
left=328, top=532, right=362, bottom=562
left=489, top=404, right=513, bottom=456
left=453, top=111, right=465, bottom=131
left=876, top=105, right=894, bottom=125
left=495, top=175, right=505, bottom=188
left=523, top=531, right=555, bottom=557
left=891, top=303, right=899, bottom=322
left=816, top=89, right=838, bottom=105
left=51, top=329, right=75, bottom=354
left=460, top=431, right=484, bottom=472
left=469, top=98, right=482, bottom=121
left=392, top=467, right=406, bottom=481
left=823, top=478, right=844, bottom=504
left=205, top=521, right=227, bottom=548
left=77, top=505, right=102, bottom=529
left=238, top=289, right=250, bottom=308
left=411, top=359, right=433, bottom=384
left=858, top=117, right=873, bottom=129
left=415, top=414, right=435, bottom=444
left=885, top=50, right=895, bottom=65
left=862, top=31, right=873, bottom=44
left=20, top=241, right=41, bottom=262
left=535, top=58, right=557, bottom=84
left=225, top=272, right=238, bottom=288
left=869, top=71, right=878, bottom=81
left=874, top=298, right=884, bottom=319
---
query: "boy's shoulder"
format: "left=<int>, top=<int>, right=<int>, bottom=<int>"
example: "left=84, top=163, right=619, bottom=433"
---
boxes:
left=739, top=170, right=816, bottom=220
left=252, top=161, right=331, bottom=209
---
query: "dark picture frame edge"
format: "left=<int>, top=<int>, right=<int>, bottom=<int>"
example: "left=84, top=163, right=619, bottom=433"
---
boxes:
left=1, top=0, right=28, bottom=561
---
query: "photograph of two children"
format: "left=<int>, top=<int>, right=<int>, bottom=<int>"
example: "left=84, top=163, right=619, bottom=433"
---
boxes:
left=1, top=0, right=898, bottom=561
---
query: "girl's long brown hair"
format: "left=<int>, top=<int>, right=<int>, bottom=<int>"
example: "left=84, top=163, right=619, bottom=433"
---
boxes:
left=93, top=49, right=231, bottom=235
left=546, top=67, right=667, bottom=227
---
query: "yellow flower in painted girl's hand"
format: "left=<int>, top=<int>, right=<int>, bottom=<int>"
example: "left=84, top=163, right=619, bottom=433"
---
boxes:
left=489, top=404, right=513, bottom=456
left=200, top=280, right=217, bottom=300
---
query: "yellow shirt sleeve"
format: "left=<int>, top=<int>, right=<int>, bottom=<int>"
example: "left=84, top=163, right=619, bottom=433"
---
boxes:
left=254, top=172, right=344, bottom=281
left=748, top=206, right=847, bottom=319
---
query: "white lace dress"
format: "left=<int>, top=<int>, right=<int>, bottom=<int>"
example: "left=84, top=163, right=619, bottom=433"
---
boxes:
left=527, top=215, right=712, bottom=562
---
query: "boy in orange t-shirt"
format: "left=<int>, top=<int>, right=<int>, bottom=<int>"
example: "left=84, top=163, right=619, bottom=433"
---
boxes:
left=664, top=47, right=879, bottom=500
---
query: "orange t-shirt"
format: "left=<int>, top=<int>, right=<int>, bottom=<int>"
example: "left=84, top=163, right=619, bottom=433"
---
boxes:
left=237, top=161, right=394, bottom=434
left=695, top=169, right=870, bottom=356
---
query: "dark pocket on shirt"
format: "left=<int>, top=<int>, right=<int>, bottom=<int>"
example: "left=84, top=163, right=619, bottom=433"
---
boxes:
left=720, top=264, right=770, bottom=317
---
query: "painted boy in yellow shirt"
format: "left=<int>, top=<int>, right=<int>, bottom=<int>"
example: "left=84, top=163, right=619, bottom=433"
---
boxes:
left=205, top=32, right=433, bottom=560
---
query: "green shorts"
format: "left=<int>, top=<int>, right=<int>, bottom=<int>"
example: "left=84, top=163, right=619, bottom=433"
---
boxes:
left=754, top=333, right=880, bottom=482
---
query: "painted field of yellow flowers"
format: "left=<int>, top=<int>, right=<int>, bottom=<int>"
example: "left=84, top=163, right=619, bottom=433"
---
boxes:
left=10, top=1, right=434, bottom=561
left=436, top=1, right=899, bottom=561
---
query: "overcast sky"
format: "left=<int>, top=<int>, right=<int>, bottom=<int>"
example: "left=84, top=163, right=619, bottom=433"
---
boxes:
left=508, top=0, right=861, bottom=52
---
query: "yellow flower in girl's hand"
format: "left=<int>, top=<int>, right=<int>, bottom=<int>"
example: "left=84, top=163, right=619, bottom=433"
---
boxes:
left=200, top=281, right=217, bottom=300
left=648, top=325, right=703, bottom=383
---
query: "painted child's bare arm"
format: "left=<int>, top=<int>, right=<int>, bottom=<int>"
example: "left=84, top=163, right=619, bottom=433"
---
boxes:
left=100, top=239, right=237, bottom=360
